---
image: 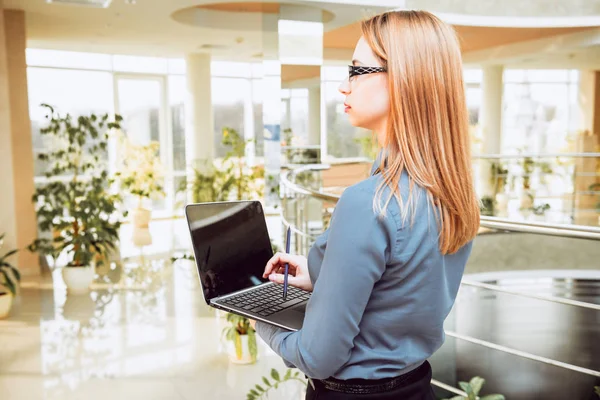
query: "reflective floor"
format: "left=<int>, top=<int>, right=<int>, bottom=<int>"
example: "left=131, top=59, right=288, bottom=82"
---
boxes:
left=1, top=260, right=306, bottom=400
left=0, top=217, right=302, bottom=400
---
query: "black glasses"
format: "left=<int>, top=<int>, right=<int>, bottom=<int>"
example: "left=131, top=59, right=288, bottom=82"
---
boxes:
left=348, top=65, right=387, bottom=79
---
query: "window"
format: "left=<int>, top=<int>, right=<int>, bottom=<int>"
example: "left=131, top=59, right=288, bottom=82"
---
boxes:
left=212, top=77, right=250, bottom=158
left=322, top=66, right=369, bottom=159
left=27, top=67, right=114, bottom=177
left=502, top=69, right=579, bottom=153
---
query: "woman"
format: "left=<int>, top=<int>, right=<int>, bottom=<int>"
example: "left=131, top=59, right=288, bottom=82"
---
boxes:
left=252, top=10, right=480, bottom=399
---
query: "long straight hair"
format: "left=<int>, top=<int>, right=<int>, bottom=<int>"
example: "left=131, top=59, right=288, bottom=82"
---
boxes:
left=361, top=10, right=480, bottom=255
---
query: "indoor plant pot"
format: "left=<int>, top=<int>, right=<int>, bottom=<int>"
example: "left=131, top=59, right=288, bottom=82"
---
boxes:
left=132, top=207, right=152, bottom=228
left=0, top=292, right=13, bottom=319
left=222, top=313, right=258, bottom=365
left=28, top=105, right=125, bottom=288
left=227, top=333, right=259, bottom=364
left=61, top=265, right=95, bottom=294
left=0, top=233, right=20, bottom=319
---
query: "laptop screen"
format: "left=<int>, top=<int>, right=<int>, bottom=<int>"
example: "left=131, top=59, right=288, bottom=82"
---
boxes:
left=185, top=201, right=273, bottom=304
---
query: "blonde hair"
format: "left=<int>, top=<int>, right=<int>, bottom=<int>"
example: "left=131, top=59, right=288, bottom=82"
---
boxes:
left=361, top=10, right=480, bottom=255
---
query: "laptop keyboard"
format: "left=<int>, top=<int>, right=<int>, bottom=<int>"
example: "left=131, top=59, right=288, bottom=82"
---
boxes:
left=220, top=284, right=311, bottom=317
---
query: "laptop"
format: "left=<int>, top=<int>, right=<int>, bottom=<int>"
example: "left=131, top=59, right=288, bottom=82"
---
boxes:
left=185, top=200, right=310, bottom=331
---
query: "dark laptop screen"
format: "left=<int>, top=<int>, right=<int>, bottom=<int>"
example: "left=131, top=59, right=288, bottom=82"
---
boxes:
left=185, top=201, right=272, bottom=304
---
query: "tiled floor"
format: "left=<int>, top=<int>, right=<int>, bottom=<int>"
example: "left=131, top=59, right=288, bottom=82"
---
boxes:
left=0, top=215, right=305, bottom=400
left=1, top=261, right=307, bottom=400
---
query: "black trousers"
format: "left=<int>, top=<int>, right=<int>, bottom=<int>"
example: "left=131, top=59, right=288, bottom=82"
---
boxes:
left=305, top=361, right=436, bottom=400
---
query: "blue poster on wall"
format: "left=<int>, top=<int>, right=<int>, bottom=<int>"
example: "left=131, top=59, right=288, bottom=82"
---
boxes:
left=263, top=124, right=280, bottom=142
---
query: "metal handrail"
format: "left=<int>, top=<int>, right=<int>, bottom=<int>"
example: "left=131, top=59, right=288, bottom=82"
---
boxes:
left=461, top=279, right=600, bottom=311
left=472, top=152, right=600, bottom=159
left=479, top=218, right=600, bottom=241
left=445, top=331, right=600, bottom=378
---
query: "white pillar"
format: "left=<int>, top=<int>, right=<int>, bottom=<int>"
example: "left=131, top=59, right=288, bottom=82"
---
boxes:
left=185, top=53, right=213, bottom=174
left=577, top=70, right=596, bottom=134
left=479, top=65, right=504, bottom=198
left=308, top=86, right=321, bottom=146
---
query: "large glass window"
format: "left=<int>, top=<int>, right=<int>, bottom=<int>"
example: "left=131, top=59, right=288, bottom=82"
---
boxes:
left=169, top=75, right=187, bottom=172
left=212, top=77, right=250, bottom=158
left=502, top=69, right=579, bottom=153
left=27, top=67, right=114, bottom=177
left=322, top=65, right=370, bottom=160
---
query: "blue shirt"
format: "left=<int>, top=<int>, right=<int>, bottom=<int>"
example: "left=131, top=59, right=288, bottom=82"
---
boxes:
left=256, top=165, right=473, bottom=380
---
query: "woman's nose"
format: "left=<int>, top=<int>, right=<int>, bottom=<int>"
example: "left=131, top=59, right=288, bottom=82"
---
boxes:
left=338, top=78, right=350, bottom=95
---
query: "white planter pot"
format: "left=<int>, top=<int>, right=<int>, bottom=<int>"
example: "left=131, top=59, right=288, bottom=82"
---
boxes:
left=227, top=334, right=258, bottom=364
left=132, top=207, right=152, bottom=228
left=519, top=191, right=534, bottom=210
left=62, top=266, right=95, bottom=294
left=0, top=293, right=13, bottom=319
left=132, top=207, right=152, bottom=246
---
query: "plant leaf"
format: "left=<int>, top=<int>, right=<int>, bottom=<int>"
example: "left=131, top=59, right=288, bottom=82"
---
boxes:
left=262, top=377, right=271, bottom=387
left=481, top=396, right=505, bottom=400
left=469, top=377, right=485, bottom=395
left=271, top=368, right=281, bottom=381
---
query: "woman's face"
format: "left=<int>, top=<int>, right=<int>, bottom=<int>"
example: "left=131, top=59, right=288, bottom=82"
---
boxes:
left=339, top=36, right=390, bottom=143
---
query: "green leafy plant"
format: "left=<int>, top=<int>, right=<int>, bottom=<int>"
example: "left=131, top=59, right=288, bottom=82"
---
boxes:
left=222, top=127, right=265, bottom=201
left=282, top=128, right=294, bottom=147
left=532, top=203, right=551, bottom=216
left=247, top=368, right=307, bottom=400
left=594, top=385, right=600, bottom=397
left=0, top=234, right=21, bottom=296
left=28, top=104, right=125, bottom=268
left=115, top=133, right=165, bottom=207
left=222, top=312, right=257, bottom=363
left=442, top=376, right=505, bottom=400
left=179, top=127, right=264, bottom=204
left=479, top=196, right=496, bottom=216
left=354, top=133, right=378, bottom=160
left=490, top=161, right=509, bottom=195
left=521, top=156, right=535, bottom=191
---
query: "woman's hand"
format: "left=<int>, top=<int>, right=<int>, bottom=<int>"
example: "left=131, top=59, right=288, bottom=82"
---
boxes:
left=263, top=253, right=313, bottom=292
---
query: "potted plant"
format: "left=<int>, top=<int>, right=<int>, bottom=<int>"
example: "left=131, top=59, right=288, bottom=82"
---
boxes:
left=490, top=161, right=509, bottom=217
left=442, top=376, right=505, bottom=400
left=247, top=368, right=307, bottom=399
left=222, top=312, right=258, bottom=364
left=519, top=156, right=536, bottom=213
left=479, top=196, right=496, bottom=217
left=28, top=104, right=125, bottom=294
left=0, top=234, right=21, bottom=319
left=179, top=127, right=263, bottom=205
left=532, top=202, right=551, bottom=221
left=115, top=134, right=165, bottom=246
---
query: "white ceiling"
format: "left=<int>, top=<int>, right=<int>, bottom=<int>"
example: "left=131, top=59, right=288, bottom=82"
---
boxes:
left=3, top=0, right=600, bottom=68
left=2, top=0, right=388, bottom=60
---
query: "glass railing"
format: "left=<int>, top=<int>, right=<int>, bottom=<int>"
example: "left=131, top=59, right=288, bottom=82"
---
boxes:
left=473, top=153, right=600, bottom=226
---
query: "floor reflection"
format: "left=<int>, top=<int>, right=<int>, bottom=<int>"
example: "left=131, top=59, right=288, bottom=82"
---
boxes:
left=2, top=253, right=304, bottom=400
